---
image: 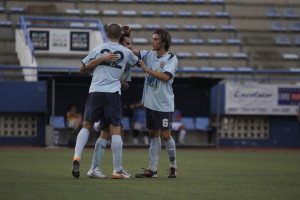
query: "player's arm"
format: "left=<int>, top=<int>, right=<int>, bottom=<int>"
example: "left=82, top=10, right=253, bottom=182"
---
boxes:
left=80, top=53, right=119, bottom=72
left=138, top=60, right=171, bottom=82
left=120, top=79, right=130, bottom=91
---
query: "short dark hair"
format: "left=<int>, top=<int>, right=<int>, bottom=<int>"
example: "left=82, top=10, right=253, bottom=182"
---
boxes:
left=106, top=24, right=122, bottom=39
left=119, top=33, right=130, bottom=44
left=153, top=29, right=171, bottom=51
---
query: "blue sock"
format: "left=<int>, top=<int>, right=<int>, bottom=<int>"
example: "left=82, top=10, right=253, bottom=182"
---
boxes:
left=73, top=128, right=90, bottom=160
left=111, top=135, right=123, bottom=171
left=149, top=137, right=161, bottom=172
left=91, top=138, right=108, bottom=170
left=165, top=137, right=177, bottom=169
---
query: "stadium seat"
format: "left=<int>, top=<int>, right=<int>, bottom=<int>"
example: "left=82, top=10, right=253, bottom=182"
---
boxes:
left=271, top=22, right=287, bottom=32
left=121, top=10, right=137, bottom=16
left=282, top=53, right=299, bottom=60
left=164, top=24, right=179, bottom=30
left=99, top=0, right=113, bottom=2
left=215, top=12, right=229, bottom=18
left=145, top=24, right=160, bottom=29
left=196, top=11, right=211, bottom=17
left=220, top=67, right=235, bottom=71
left=84, top=9, right=100, bottom=15
left=220, top=25, right=236, bottom=31
left=171, top=38, right=185, bottom=44
left=202, top=25, right=216, bottom=31
left=189, top=38, right=204, bottom=44
left=178, top=11, right=193, bottom=17
left=195, top=52, right=211, bottom=58
left=137, top=0, right=150, bottom=2
left=49, top=116, right=66, bottom=129
left=0, top=7, right=4, bottom=12
left=102, top=10, right=118, bottom=16
left=128, top=23, right=142, bottom=29
left=9, top=7, right=25, bottom=13
left=176, top=52, right=192, bottom=58
left=232, top=53, right=248, bottom=59
left=208, top=38, right=223, bottom=44
left=88, top=23, right=98, bottom=28
left=275, top=35, right=291, bottom=45
left=122, top=117, right=131, bottom=131
left=174, top=0, right=188, bottom=3
left=283, top=9, right=299, bottom=19
left=201, top=67, right=216, bottom=71
left=118, top=0, right=133, bottom=2
left=181, top=117, right=195, bottom=130
left=192, top=0, right=205, bottom=3
left=291, top=22, right=300, bottom=32
left=132, top=38, right=148, bottom=44
left=210, top=0, right=224, bottom=3
left=65, top=9, right=80, bottom=14
left=237, top=67, right=253, bottom=71
left=159, top=11, right=174, bottom=17
left=266, top=8, right=281, bottom=18
left=182, top=66, right=197, bottom=71
left=214, top=53, right=229, bottom=58
left=195, top=117, right=211, bottom=130
left=0, top=21, right=12, bottom=26
left=226, top=39, right=241, bottom=45
left=155, top=0, right=169, bottom=2
left=140, top=11, right=155, bottom=16
left=183, top=25, right=198, bottom=30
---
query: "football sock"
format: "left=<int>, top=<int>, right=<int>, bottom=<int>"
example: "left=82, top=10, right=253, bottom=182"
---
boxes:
left=149, top=137, right=161, bottom=172
left=111, top=135, right=123, bottom=171
left=179, top=129, right=187, bottom=143
left=165, top=137, right=177, bottom=169
left=91, top=138, right=108, bottom=170
left=73, top=128, right=90, bottom=160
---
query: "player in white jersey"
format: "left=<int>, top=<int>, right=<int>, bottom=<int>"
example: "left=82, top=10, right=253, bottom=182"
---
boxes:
left=72, top=24, right=139, bottom=179
left=132, top=29, right=178, bottom=178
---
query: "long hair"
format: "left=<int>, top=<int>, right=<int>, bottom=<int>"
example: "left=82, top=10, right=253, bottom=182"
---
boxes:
left=153, top=29, right=171, bottom=51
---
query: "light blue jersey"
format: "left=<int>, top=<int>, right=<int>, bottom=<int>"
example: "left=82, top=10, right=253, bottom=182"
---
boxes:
left=140, top=50, right=178, bottom=112
left=82, top=42, right=138, bottom=94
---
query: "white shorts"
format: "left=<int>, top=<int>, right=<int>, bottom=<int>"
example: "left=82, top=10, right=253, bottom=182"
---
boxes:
left=172, top=122, right=183, bottom=131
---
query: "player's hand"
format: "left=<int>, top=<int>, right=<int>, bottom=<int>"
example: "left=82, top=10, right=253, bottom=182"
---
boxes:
left=102, top=52, right=119, bottom=62
left=138, top=60, right=147, bottom=71
left=122, top=25, right=131, bottom=35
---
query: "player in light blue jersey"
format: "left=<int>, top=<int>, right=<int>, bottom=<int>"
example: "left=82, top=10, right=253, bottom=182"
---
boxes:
left=133, top=29, right=178, bottom=178
left=72, top=24, right=139, bottom=179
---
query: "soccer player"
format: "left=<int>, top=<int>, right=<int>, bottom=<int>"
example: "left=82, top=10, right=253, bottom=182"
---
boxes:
left=72, top=24, right=139, bottom=179
left=132, top=29, right=178, bottom=178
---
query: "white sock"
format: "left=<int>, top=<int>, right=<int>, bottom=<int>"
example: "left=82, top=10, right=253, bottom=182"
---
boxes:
left=165, top=137, right=177, bottom=169
left=73, top=128, right=90, bottom=160
left=91, top=138, right=108, bottom=170
left=149, top=137, right=161, bottom=172
left=179, top=129, right=187, bottom=142
left=111, top=135, right=123, bottom=171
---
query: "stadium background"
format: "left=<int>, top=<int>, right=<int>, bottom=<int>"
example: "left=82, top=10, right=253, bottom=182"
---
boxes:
left=0, top=0, right=300, bottom=148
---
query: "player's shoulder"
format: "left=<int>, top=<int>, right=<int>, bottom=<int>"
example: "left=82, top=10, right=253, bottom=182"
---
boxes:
left=167, top=52, right=177, bottom=61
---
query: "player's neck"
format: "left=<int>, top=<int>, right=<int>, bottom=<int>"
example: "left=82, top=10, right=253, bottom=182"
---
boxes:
left=156, top=49, right=167, bottom=57
left=109, top=39, right=119, bottom=43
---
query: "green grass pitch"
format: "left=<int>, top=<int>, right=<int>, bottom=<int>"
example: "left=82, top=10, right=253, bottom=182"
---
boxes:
left=0, top=148, right=300, bottom=200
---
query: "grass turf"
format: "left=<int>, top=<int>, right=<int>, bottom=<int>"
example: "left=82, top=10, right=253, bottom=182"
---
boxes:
left=0, top=148, right=299, bottom=200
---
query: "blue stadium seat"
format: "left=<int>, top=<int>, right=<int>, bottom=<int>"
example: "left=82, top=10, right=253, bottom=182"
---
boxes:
left=70, top=22, right=85, bottom=27
left=128, top=24, right=142, bottom=29
left=171, top=38, right=185, bottom=44
left=237, top=67, right=252, bottom=71
left=275, top=35, right=291, bottom=45
left=183, top=25, right=198, bottom=30
left=137, top=0, right=150, bottom=2
left=201, top=67, right=216, bottom=71
left=84, top=9, right=100, bottom=15
left=195, top=52, right=211, bottom=58
left=220, top=25, right=236, bottom=31
left=0, top=7, right=4, bottom=12
left=266, top=8, right=280, bottom=18
left=140, top=11, right=155, bottom=16
left=192, top=0, right=205, bottom=3
left=145, top=24, right=160, bottom=29
left=122, top=117, right=131, bottom=131
left=174, top=0, right=188, bottom=3
left=132, top=38, right=148, bottom=44
left=117, top=0, right=133, bottom=2
left=121, top=10, right=137, bottom=16
left=181, top=117, right=195, bottom=130
left=202, top=25, right=216, bottom=31
left=164, top=24, right=179, bottom=30
left=195, top=117, right=211, bottom=130
left=178, top=11, right=193, bottom=17
left=103, top=10, right=118, bottom=16
left=155, top=0, right=169, bottom=2
left=210, top=0, right=224, bottom=3
left=159, top=11, right=174, bottom=17
left=220, top=67, right=235, bottom=71
left=0, top=21, right=12, bottom=26
left=271, top=22, right=287, bottom=32
left=176, top=52, right=192, bottom=58
left=189, top=38, right=204, bottom=44
left=232, top=53, right=248, bottom=59
left=196, top=11, right=211, bottom=17
left=226, top=39, right=241, bottom=45
left=65, top=9, right=80, bottom=14
left=291, top=22, right=300, bottom=32
left=283, top=9, right=299, bottom=19
left=214, top=53, right=229, bottom=58
left=208, top=38, right=223, bottom=44
left=49, top=116, right=66, bottom=129
left=282, top=53, right=299, bottom=60
left=215, top=12, right=229, bottom=18
left=9, top=7, right=25, bottom=13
